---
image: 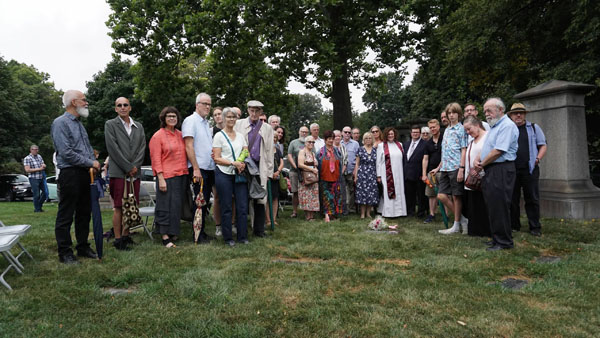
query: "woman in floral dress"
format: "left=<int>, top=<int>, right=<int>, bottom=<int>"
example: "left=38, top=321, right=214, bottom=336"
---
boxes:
left=353, top=132, right=379, bottom=218
left=297, top=135, right=319, bottom=220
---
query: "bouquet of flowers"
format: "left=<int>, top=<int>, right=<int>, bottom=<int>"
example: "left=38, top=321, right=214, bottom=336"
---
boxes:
left=368, top=216, right=389, bottom=231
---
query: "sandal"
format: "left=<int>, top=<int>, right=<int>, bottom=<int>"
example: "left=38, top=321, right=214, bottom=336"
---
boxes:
left=162, top=238, right=176, bottom=248
left=290, top=213, right=297, bottom=218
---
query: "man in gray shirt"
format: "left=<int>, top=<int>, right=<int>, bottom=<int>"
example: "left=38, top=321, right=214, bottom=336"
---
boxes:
left=51, top=90, right=100, bottom=264
left=105, top=97, right=146, bottom=251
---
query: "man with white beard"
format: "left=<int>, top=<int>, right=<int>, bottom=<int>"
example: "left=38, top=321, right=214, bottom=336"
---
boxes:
left=475, top=97, right=519, bottom=251
left=51, top=90, right=100, bottom=264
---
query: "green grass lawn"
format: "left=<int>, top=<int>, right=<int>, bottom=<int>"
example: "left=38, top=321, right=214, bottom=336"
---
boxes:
left=1, top=201, right=599, bottom=337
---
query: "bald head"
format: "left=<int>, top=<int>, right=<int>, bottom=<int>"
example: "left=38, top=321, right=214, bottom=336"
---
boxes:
left=115, top=97, right=132, bottom=120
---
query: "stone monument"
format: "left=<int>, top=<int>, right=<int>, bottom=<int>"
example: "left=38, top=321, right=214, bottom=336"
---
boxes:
left=514, top=80, right=599, bottom=219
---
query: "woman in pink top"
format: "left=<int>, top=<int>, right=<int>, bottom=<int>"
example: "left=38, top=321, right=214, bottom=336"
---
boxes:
left=149, top=106, right=189, bottom=248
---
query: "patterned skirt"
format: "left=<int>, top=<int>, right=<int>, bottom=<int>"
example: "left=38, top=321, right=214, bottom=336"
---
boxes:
left=320, top=180, right=342, bottom=216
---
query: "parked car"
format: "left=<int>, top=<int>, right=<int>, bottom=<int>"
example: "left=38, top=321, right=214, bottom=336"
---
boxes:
left=140, top=166, right=156, bottom=198
left=0, top=174, right=33, bottom=202
left=46, top=176, right=58, bottom=201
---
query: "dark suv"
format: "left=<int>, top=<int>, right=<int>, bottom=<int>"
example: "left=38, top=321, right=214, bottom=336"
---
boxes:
left=0, top=174, right=33, bottom=201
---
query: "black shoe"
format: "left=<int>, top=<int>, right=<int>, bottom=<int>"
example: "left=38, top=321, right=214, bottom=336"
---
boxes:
left=113, top=239, right=131, bottom=251
left=483, top=240, right=494, bottom=246
left=254, top=232, right=268, bottom=238
left=199, top=232, right=214, bottom=241
left=530, top=230, right=541, bottom=237
left=123, top=236, right=136, bottom=245
left=238, top=239, right=250, bottom=245
left=77, top=247, right=98, bottom=259
left=59, top=254, right=80, bottom=264
left=486, top=245, right=511, bottom=251
left=423, top=215, right=434, bottom=224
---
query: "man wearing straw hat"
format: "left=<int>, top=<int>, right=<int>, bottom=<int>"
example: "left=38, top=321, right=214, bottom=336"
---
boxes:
left=508, top=102, right=547, bottom=236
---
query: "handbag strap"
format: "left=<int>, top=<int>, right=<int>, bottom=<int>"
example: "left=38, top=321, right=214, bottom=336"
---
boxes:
left=220, top=130, right=238, bottom=162
left=467, top=140, right=473, bottom=170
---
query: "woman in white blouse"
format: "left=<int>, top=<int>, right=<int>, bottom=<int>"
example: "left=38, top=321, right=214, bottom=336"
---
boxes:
left=462, top=116, right=489, bottom=237
left=212, top=107, right=249, bottom=246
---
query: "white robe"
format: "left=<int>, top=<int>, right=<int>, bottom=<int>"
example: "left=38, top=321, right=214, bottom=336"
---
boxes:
left=376, top=142, right=407, bottom=217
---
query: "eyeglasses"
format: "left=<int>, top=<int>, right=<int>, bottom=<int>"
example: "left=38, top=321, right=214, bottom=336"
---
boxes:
left=371, top=130, right=379, bottom=133
left=306, top=141, right=315, bottom=144
left=343, top=131, right=351, bottom=134
left=116, top=103, right=129, bottom=108
left=197, top=102, right=211, bottom=107
left=260, top=118, right=267, bottom=122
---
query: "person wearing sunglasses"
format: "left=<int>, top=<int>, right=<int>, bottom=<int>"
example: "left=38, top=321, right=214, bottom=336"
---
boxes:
left=370, top=126, right=383, bottom=149
left=105, top=97, right=146, bottom=251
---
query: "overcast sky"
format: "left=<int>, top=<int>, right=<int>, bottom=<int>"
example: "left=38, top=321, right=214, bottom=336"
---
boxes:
left=0, top=0, right=416, bottom=113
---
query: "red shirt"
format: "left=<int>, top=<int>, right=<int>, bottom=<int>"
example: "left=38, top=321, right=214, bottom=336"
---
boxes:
left=149, top=128, right=188, bottom=179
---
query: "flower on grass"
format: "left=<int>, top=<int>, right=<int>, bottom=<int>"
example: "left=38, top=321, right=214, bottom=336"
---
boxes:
left=368, top=216, right=389, bottom=231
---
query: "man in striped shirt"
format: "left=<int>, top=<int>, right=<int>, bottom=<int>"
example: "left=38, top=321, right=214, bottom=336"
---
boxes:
left=23, top=144, right=46, bottom=212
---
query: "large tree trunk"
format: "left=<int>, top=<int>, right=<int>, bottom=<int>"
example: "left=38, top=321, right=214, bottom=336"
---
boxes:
left=331, top=63, right=353, bottom=130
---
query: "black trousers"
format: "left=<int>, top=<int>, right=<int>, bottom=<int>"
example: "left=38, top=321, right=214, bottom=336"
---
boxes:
left=55, top=167, right=91, bottom=257
left=511, top=166, right=541, bottom=232
left=189, top=168, right=214, bottom=233
left=251, top=199, right=266, bottom=236
left=405, top=179, right=427, bottom=217
left=482, top=161, right=516, bottom=248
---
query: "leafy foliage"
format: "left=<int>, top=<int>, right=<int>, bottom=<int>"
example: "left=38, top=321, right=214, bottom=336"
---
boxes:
left=106, top=0, right=414, bottom=130
left=0, top=56, right=62, bottom=174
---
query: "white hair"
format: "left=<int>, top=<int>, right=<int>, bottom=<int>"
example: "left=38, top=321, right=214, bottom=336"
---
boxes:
left=268, top=115, right=280, bottom=124
left=305, top=135, right=315, bottom=143
left=486, top=97, right=505, bottom=113
left=309, top=123, right=319, bottom=130
left=421, top=126, right=430, bottom=134
left=62, top=90, right=81, bottom=108
left=222, top=107, right=236, bottom=117
left=195, top=92, right=211, bottom=103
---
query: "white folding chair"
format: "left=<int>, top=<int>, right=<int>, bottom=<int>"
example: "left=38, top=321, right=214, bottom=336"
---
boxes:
left=0, top=234, right=23, bottom=291
left=0, top=220, right=34, bottom=268
left=130, top=185, right=155, bottom=240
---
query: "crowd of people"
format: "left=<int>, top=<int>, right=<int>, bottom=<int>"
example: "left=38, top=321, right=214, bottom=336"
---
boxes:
left=45, top=89, right=547, bottom=264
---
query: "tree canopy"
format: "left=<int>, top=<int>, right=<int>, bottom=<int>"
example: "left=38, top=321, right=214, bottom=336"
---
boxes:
left=106, top=0, right=413, bottom=129
left=0, top=56, right=62, bottom=174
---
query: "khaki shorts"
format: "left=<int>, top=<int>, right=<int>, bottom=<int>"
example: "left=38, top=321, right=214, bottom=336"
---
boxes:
left=289, top=171, right=299, bottom=193
left=425, top=172, right=441, bottom=197
left=439, top=169, right=464, bottom=196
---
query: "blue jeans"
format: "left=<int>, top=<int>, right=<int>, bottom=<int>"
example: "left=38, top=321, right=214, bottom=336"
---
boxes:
left=29, top=177, right=45, bottom=211
left=215, top=168, right=248, bottom=242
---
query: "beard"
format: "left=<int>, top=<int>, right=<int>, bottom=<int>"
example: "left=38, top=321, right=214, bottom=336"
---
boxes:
left=487, top=116, right=500, bottom=127
left=76, top=106, right=89, bottom=118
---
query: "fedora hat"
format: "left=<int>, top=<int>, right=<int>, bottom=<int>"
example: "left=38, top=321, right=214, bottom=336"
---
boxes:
left=508, top=103, right=528, bottom=114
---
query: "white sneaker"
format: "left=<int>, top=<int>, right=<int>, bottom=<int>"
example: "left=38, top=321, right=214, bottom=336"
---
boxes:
left=462, top=224, right=468, bottom=235
left=439, top=223, right=460, bottom=234
left=460, top=215, right=469, bottom=234
left=215, top=225, right=222, bottom=237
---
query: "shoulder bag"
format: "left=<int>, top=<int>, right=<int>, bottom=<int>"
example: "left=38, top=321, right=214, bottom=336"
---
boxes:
left=464, top=141, right=482, bottom=191
left=301, top=150, right=319, bottom=185
left=121, top=178, right=143, bottom=234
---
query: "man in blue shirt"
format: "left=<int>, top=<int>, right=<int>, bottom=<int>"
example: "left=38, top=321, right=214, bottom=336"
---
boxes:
left=475, top=97, right=519, bottom=251
left=182, top=92, right=216, bottom=243
left=342, top=126, right=360, bottom=213
left=508, top=103, right=547, bottom=236
left=51, top=90, right=100, bottom=264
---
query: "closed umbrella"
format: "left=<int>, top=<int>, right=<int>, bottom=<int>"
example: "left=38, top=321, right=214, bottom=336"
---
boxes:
left=193, top=178, right=206, bottom=243
left=430, top=173, right=448, bottom=229
left=89, top=169, right=104, bottom=260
